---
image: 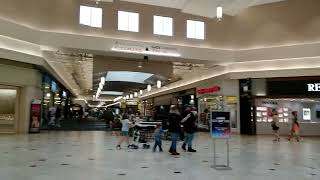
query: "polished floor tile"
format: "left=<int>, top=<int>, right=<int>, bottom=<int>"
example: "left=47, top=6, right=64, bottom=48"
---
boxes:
left=0, top=131, right=319, bottom=180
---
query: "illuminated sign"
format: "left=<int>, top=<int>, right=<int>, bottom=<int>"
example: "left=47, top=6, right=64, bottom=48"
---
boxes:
left=303, top=108, right=311, bottom=120
left=197, top=86, right=221, bottom=94
left=307, top=83, right=320, bottom=92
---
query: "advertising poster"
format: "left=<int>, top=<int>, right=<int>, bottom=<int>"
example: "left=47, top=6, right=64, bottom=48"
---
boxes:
left=303, top=108, right=311, bottom=120
left=29, top=99, right=41, bottom=133
left=211, top=111, right=231, bottom=139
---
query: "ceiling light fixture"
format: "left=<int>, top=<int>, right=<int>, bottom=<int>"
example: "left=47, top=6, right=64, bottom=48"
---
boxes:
left=217, top=6, right=223, bottom=20
left=147, top=85, right=152, bottom=92
left=130, top=94, right=134, bottom=99
left=138, top=61, right=143, bottom=68
left=139, top=90, right=143, bottom=95
left=134, top=92, right=138, bottom=97
left=96, top=76, right=106, bottom=99
left=126, top=95, right=129, bottom=99
left=157, top=80, right=161, bottom=88
left=100, top=76, right=105, bottom=86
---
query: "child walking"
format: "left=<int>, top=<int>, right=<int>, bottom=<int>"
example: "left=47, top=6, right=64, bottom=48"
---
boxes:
left=116, top=114, right=132, bottom=150
left=288, top=111, right=301, bottom=142
left=153, top=124, right=164, bottom=152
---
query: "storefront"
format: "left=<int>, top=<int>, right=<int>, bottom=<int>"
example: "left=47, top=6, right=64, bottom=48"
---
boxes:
left=41, top=74, right=71, bottom=128
left=0, top=60, right=42, bottom=133
left=196, top=80, right=239, bottom=132
left=142, top=98, right=154, bottom=118
left=176, top=89, right=197, bottom=115
left=251, top=77, right=320, bottom=136
left=152, top=94, right=174, bottom=121
left=0, top=85, right=18, bottom=133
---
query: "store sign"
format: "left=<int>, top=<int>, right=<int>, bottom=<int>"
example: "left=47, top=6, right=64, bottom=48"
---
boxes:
left=210, top=111, right=231, bottom=139
left=29, top=99, right=41, bottom=133
left=268, top=79, right=320, bottom=96
left=197, top=86, right=221, bottom=94
left=307, top=83, right=320, bottom=92
left=111, top=42, right=180, bottom=57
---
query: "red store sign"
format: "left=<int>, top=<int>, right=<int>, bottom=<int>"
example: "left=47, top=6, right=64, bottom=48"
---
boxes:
left=197, top=86, right=221, bottom=94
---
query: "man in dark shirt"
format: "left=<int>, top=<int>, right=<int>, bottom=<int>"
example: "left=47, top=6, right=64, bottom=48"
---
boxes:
left=181, top=107, right=197, bottom=152
left=168, top=105, right=182, bottom=155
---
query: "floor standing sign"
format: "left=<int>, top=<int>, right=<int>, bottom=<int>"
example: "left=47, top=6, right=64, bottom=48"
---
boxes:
left=29, top=99, right=41, bottom=133
left=210, top=111, right=232, bottom=170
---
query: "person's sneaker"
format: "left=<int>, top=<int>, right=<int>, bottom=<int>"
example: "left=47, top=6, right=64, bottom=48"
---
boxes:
left=171, top=151, right=180, bottom=155
left=187, top=148, right=197, bottom=152
left=182, top=143, right=186, bottom=151
left=116, top=145, right=121, bottom=150
left=159, top=148, right=163, bottom=152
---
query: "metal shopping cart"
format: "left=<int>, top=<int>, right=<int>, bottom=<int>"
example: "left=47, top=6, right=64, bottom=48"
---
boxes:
left=133, top=122, right=161, bottom=144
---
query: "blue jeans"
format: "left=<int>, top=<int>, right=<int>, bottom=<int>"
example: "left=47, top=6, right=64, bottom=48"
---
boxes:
left=184, top=133, right=194, bottom=148
left=170, top=132, right=179, bottom=151
left=153, top=137, right=162, bottom=151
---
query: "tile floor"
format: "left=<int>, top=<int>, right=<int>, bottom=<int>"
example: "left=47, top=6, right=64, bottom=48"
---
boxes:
left=0, top=131, right=319, bottom=180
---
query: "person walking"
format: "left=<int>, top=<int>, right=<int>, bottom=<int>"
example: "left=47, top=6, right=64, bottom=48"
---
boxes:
left=116, top=114, right=132, bottom=150
left=104, top=109, right=114, bottom=128
left=271, top=109, right=280, bottom=141
left=288, top=111, right=301, bottom=142
left=168, top=105, right=182, bottom=155
left=55, top=105, right=62, bottom=128
left=181, top=107, right=197, bottom=152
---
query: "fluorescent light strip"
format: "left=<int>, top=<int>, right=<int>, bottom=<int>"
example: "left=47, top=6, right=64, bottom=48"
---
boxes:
left=100, top=91, right=124, bottom=95
left=111, top=47, right=181, bottom=57
left=113, top=96, right=123, bottom=102
left=105, top=102, right=121, bottom=108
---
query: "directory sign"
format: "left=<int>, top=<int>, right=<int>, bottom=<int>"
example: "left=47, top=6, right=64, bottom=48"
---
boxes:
left=29, top=99, right=41, bottom=133
left=211, top=111, right=231, bottom=139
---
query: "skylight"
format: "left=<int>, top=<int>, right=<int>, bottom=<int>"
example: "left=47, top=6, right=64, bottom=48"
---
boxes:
left=106, top=71, right=153, bottom=84
left=79, top=5, right=102, bottom=28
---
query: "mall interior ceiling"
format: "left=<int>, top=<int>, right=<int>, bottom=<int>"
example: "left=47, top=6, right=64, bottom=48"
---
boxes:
left=1, top=0, right=320, bottom=107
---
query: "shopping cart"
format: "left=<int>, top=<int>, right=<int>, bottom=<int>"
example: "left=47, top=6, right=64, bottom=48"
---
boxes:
left=133, top=122, right=161, bottom=144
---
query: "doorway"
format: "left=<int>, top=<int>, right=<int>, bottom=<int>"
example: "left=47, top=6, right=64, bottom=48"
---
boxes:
left=0, top=85, right=18, bottom=133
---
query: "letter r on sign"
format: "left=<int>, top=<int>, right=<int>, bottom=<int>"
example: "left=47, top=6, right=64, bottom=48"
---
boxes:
left=307, top=84, right=315, bottom=91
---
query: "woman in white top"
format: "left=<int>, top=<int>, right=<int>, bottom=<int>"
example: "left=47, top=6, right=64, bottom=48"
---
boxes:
left=116, top=114, right=132, bottom=149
